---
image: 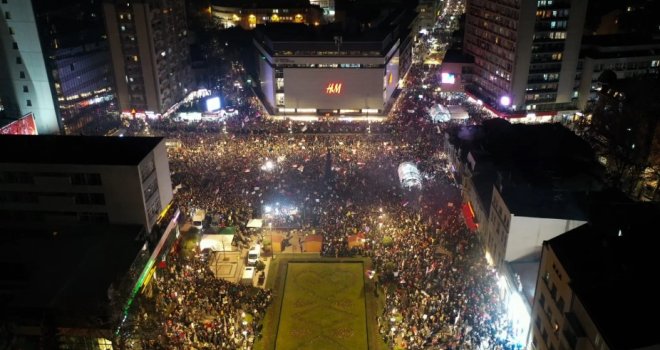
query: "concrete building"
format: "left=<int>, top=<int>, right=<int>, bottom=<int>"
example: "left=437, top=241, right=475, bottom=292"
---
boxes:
left=0, top=1, right=61, bottom=134
left=252, top=12, right=413, bottom=116
left=463, top=0, right=588, bottom=118
left=210, top=0, right=324, bottom=29
left=530, top=202, right=660, bottom=350
left=438, top=49, right=473, bottom=92
left=444, top=120, right=603, bottom=343
left=35, top=0, right=115, bottom=132
left=446, top=120, right=600, bottom=269
left=577, top=34, right=660, bottom=111
left=413, top=0, right=441, bottom=35
left=0, top=135, right=173, bottom=233
left=103, top=0, right=193, bottom=114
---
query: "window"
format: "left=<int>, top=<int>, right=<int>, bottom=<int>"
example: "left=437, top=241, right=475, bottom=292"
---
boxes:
left=70, top=63, right=74, bottom=71
left=16, top=56, right=21, bottom=64
left=12, top=42, right=17, bottom=49
left=5, top=11, right=10, bottom=19
left=8, top=26, right=13, bottom=34
left=22, top=85, right=28, bottom=93
left=26, top=100, right=32, bottom=106
left=19, top=71, right=25, bottom=79
left=1, top=0, right=7, bottom=4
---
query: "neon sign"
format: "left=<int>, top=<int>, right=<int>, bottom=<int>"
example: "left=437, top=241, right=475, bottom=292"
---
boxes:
left=325, top=83, right=342, bottom=94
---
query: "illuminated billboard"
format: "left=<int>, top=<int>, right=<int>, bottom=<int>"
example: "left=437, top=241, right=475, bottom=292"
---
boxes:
left=206, top=96, right=221, bottom=112
left=441, top=72, right=456, bottom=84
left=0, top=113, right=38, bottom=135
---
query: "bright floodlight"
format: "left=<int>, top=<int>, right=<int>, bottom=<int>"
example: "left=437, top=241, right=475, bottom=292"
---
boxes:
left=261, top=160, right=275, bottom=172
left=500, top=95, right=511, bottom=107
left=206, top=96, right=221, bottom=112
left=264, top=205, right=272, bottom=213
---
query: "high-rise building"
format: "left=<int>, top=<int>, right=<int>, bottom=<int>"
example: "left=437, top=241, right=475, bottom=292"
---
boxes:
left=102, top=0, right=193, bottom=115
left=0, top=1, right=61, bottom=134
left=463, top=0, right=588, bottom=117
left=34, top=0, right=116, bottom=133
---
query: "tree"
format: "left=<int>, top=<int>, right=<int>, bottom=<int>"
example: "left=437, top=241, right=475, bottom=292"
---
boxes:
left=587, top=76, right=660, bottom=198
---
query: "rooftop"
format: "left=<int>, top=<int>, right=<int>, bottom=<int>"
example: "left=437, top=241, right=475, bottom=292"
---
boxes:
left=548, top=202, right=660, bottom=349
left=0, top=224, right=145, bottom=328
left=442, top=49, right=474, bottom=63
left=211, top=0, right=312, bottom=8
left=446, top=120, right=603, bottom=219
left=581, top=33, right=660, bottom=59
left=0, top=135, right=163, bottom=166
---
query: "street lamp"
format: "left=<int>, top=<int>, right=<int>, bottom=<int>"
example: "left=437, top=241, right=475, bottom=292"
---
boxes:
left=269, top=222, right=274, bottom=259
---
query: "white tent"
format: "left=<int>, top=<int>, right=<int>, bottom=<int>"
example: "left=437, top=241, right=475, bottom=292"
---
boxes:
left=200, top=234, right=236, bottom=252
left=398, top=162, right=422, bottom=189
left=427, top=104, right=469, bottom=122
left=246, top=219, right=263, bottom=228
left=427, top=104, right=451, bottom=122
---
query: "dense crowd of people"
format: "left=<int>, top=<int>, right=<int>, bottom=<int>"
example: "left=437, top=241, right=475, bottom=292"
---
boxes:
left=114, top=2, right=528, bottom=347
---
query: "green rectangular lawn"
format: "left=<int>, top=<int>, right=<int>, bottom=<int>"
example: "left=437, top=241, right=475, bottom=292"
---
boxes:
left=275, top=262, right=368, bottom=350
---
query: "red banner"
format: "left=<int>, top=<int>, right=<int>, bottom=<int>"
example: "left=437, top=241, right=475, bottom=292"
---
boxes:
left=0, top=113, right=38, bottom=135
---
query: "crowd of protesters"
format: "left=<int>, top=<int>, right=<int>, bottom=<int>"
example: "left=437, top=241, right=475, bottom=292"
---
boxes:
left=111, top=4, right=528, bottom=346
left=129, top=253, right=271, bottom=350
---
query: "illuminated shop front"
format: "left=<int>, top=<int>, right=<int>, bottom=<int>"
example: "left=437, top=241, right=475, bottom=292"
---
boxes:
left=252, top=22, right=413, bottom=116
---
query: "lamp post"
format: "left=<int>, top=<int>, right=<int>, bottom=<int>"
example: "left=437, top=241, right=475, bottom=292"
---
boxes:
left=269, top=222, right=274, bottom=259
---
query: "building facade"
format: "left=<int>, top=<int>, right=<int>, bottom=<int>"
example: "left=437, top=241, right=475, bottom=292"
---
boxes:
left=103, top=0, right=193, bottom=114
left=463, top=0, right=588, bottom=117
left=530, top=205, right=660, bottom=350
left=576, top=34, right=660, bottom=111
left=253, top=20, right=412, bottom=116
left=0, top=135, right=173, bottom=233
left=36, top=0, right=115, bottom=122
left=0, top=1, right=61, bottom=134
left=211, top=2, right=324, bottom=29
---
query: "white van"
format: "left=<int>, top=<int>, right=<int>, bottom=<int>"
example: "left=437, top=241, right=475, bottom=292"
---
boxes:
left=192, top=209, right=206, bottom=230
left=241, top=266, right=255, bottom=285
left=247, top=244, right=261, bottom=266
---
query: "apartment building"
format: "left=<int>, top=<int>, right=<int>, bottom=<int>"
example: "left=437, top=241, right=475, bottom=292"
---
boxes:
left=0, top=1, right=61, bottom=134
left=0, top=135, right=173, bottom=233
left=103, top=0, right=193, bottom=114
left=530, top=202, right=660, bottom=350
left=464, top=0, right=588, bottom=117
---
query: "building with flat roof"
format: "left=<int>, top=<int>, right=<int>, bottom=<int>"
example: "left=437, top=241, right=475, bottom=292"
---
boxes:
left=463, top=0, right=588, bottom=119
left=0, top=224, right=145, bottom=348
left=577, top=33, right=660, bottom=111
left=252, top=10, right=414, bottom=116
left=530, top=202, right=660, bottom=350
left=444, top=120, right=604, bottom=345
left=0, top=135, right=173, bottom=233
left=210, top=0, right=324, bottom=29
left=103, top=0, right=194, bottom=114
left=0, top=1, right=61, bottom=134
